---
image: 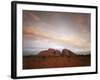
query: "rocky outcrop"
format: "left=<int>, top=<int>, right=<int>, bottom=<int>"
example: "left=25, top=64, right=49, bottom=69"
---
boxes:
left=38, top=48, right=61, bottom=56
left=38, top=50, right=50, bottom=56
left=54, top=50, right=61, bottom=56
left=38, top=48, right=76, bottom=56
left=62, top=49, right=76, bottom=56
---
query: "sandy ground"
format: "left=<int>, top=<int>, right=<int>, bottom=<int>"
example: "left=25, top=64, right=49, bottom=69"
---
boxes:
left=23, top=55, right=90, bottom=69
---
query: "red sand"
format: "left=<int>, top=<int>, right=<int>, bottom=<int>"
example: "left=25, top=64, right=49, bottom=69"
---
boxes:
left=23, top=55, right=90, bottom=69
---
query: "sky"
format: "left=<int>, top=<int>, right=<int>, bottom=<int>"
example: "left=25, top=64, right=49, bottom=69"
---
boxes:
left=23, top=10, right=91, bottom=55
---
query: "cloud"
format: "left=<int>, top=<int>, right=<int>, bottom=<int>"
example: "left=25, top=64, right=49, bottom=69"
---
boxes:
left=23, top=10, right=90, bottom=52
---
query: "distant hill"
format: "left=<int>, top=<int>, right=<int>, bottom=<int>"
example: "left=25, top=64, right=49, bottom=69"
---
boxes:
left=38, top=48, right=76, bottom=56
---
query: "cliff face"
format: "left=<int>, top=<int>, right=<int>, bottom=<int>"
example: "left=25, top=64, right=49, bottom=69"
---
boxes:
left=38, top=48, right=76, bottom=56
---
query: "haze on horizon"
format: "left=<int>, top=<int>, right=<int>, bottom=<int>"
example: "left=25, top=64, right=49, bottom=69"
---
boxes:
left=23, top=10, right=91, bottom=55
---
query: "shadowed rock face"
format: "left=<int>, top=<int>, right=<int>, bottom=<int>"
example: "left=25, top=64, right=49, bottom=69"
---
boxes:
left=38, top=48, right=76, bottom=56
left=54, top=50, right=61, bottom=56
left=62, top=49, right=76, bottom=56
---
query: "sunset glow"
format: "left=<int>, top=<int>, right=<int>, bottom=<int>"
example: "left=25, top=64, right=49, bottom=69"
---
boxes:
left=23, top=10, right=90, bottom=55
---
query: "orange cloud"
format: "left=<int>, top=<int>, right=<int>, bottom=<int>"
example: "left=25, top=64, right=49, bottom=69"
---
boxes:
left=23, top=25, right=90, bottom=50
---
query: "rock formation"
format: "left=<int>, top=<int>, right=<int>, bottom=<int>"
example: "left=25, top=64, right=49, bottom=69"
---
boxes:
left=39, top=48, right=61, bottom=56
left=62, top=49, right=76, bottom=56
left=54, top=50, right=61, bottom=56
left=38, top=48, right=76, bottom=56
